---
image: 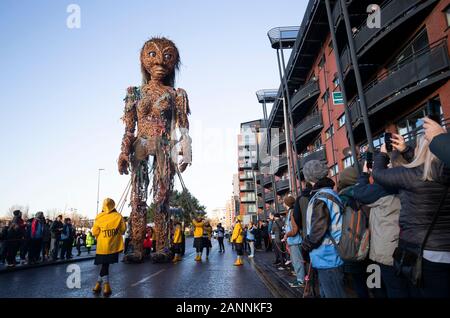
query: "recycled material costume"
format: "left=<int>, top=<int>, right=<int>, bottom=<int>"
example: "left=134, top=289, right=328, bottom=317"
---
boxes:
left=118, top=37, right=192, bottom=263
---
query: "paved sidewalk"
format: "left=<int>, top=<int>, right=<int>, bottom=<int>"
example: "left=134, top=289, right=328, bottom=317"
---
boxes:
left=246, top=248, right=305, bottom=298
left=0, top=246, right=96, bottom=274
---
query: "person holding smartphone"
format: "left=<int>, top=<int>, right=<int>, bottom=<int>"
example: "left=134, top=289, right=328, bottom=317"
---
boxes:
left=424, top=117, right=450, bottom=167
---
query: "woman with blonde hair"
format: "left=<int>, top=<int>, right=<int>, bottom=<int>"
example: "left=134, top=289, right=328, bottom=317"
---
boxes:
left=372, top=133, right=450, bottom=298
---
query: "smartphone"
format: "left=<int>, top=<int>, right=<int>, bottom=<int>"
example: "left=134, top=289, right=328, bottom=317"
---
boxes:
left=384, top=132, right=393, bottom=152
left=366, top=152, right=373, bottom=169
left=426, top=101, right=442, bottom=125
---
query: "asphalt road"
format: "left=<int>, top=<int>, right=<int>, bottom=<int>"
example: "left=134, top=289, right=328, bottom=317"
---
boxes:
left=0, top=238, right=273, bottom=298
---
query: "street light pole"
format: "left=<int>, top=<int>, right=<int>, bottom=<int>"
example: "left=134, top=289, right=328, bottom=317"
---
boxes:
left=96, top=168, right=105, bottom=215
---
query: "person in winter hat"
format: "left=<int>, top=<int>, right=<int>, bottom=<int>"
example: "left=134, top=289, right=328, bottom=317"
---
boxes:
left=301, top=160, right=347, bottom=298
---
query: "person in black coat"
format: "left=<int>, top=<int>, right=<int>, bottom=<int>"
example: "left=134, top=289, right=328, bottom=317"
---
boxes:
left=372, top=135, right=450, bottom=298
left=424, top=117, right=450, bottom=167
left=50, top=215, right=63, bottom=260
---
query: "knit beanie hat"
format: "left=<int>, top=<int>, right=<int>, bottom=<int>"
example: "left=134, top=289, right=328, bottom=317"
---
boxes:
left=303, top=160, right=328, bottom=183
left=338, top=166, right=359, bottom=191
left=13, top=210, right=21, bottom=217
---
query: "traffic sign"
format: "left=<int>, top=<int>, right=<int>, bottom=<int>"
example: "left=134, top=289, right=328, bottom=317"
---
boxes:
left=333, top=92, right=344, bottom=105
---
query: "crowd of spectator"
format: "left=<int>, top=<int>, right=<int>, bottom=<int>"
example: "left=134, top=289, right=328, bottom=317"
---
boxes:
left=0, top=212, right=95, bottom=268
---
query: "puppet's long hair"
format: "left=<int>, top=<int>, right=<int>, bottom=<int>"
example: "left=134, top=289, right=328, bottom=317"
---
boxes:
left=140, top=37, right=180, bottom=87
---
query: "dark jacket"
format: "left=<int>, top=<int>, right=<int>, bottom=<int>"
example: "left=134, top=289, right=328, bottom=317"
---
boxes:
left=372, top=152, right=450, bottom=251
left=271, top=218, right=284, bottom=242
left=301, top=177, right=337, bottom=253
left=293, top=187, right=312, bottom=238
left=353, top=173, right=396, bottom=205
left=430, top=133, right=450, bottom=167
left=50, top=220, right=63, bottom=239
left=42, top=223, right=51, bottom=242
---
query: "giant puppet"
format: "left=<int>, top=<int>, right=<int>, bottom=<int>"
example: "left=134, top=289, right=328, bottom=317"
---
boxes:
left=118, top=37, right=192, bottom=262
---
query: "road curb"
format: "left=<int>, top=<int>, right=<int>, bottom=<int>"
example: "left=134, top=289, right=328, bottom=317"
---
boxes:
left=0, top=255, right=95, bottom=274
left=249, top=258, right=299, bottom=298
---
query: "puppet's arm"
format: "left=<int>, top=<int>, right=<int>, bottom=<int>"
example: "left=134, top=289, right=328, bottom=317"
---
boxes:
left=118, top=86, right=139, bottom=175
left=175, top=88, right=192, bottom=172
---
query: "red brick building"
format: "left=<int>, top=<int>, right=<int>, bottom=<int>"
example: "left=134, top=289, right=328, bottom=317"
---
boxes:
left=257, top=0, right=450, bottom=216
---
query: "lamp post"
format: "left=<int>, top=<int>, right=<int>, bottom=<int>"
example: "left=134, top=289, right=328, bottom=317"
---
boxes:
left=267, top=26, right=302, bottom=196
left=96, top=168, right=105, bottom=215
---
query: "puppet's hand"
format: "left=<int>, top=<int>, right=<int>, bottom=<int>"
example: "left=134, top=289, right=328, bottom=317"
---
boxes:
left=118, top=152, right=130, bottom=175
left=178, top=160, right=189, bottom=173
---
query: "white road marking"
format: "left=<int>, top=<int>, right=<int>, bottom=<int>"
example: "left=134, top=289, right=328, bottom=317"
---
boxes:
left=130, top=269, right=166, bottom=287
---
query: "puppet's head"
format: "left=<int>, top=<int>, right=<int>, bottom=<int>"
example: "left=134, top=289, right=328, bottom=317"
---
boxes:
left=140, top=37, right=180, bottom=87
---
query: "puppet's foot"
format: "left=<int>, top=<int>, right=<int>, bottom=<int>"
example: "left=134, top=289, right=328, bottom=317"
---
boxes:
left=150, top=250, right=173, bottom=264
left=122, top=247, right=144, bottom=263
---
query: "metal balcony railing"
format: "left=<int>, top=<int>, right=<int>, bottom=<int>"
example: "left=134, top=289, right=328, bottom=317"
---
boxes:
left=295, top=113, right=323, bottom=142
left=273, top=155, right=288, bottom=172
left=349, top=39, right=450, bottom=124
left=353, top=0, right=428, bottom=55
left=267, top=26, right=300, bottom=49
left=256, top=89, right=279, bottom=104
left=299, top=146, right=327, bottom=168
left=291, top=80, right=320, bottom=113
left=276, top=179, right=290, bottom=193
left=265, top=191, right=275, bottom=202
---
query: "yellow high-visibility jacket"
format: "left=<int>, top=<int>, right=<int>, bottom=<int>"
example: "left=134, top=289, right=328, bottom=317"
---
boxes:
left=173, top=224, right=182, bottom=244
left=192, top=220, right=204, bottom=238
left=231, top=222, right=243, bottom=244
left=92, top=210, right=126, bottom=255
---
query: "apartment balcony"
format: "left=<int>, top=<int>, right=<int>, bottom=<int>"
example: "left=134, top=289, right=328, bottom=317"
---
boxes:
left=273, top=155, right=288, bottom=174
left=295, top=113, right=323, bottom=150
left=257, top=198, right=264, bottom=209
left=239, top=172, right=254, bottom=180
left=276, top=178, right=290, bottom=194
left=277, top=204, right=287, bottom=214
left=257, top=185, right=263, bottom=195
left=272, top=133, right=286, bottom=151
left=299, top=147, right=327, bottom=169
left=262, top=175, right=273, bottom=187
left=265, top=191, right=275, bottom=203
left=238, top=162, right=254, bottom=170
left=241, top=195, right=256, bottom=203
left=349, top=40, right=450, bottom=127
left=355, top=0, right=437, bottom=57
left=291, top=80, right=320, bottom=117
left=240, top=185, right=255, bottom=192
left=340, top=0, right=439, bottom=76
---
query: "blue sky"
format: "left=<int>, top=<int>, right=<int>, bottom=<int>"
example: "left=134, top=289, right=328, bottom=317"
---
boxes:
left=0, top=0, right=306, bottom=219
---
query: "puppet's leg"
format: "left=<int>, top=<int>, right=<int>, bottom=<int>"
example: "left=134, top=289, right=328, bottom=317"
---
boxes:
left=151, top=142, right=175, bottom=262
left=124, top=160, right=149, bottom=263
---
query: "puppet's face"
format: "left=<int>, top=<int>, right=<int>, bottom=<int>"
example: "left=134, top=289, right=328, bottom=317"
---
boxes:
left=141, top=39, right=179, bottom=82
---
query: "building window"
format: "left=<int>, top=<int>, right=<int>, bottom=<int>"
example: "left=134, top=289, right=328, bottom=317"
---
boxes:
left=322, top=89, right=330, bottom=103
left=446, top=5, right=450, bottom=27
left=325, top=125, right=334, bottom=139
left=319, top=54, right=326, bottom=69
left=343, top=156, right=354, bottom=169
left=330, top=164, right=339, bottom=177
left=333, top=74, right=340, bottom=88
left=396, top=98, right=442, bottom=141
left=338, top=114, right=346, bottom=128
